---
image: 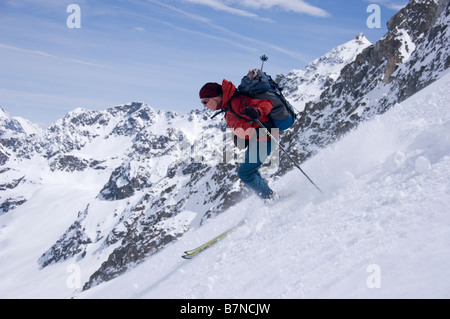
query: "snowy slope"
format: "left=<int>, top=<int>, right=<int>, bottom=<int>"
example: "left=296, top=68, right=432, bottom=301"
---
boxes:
left=0, top=103, right=238, bottom=296
left=75, top=71, right=450, bottom=299
left=0, top=107, right=42, bottom=136
left=13, top=117, right=42, bottom=135
left=0, top=108, right=26, bottom=136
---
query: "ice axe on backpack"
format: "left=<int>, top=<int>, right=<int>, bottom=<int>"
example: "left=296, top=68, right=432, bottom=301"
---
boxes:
left=254, top=119, right=324, bottom=194
left=260, top=55, right=268, bottom=72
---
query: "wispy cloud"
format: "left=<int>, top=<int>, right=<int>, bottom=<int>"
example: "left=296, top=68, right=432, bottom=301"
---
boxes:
left=233, top=0, right=330, bottom=17
left=179, top=0, right=329, bottom=20
left=145, top=0, right=215, bottom=24
left=177, top=0, right=272, bottom=21
left=0, top=43, right=110, bottom=68
left=365, top=0, right=407, bottom=11
left=142, top=1, right=309, bottom=62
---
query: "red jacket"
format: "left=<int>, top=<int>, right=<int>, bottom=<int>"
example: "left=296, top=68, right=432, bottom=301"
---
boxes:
left=219, top=79, right=273, bottom=140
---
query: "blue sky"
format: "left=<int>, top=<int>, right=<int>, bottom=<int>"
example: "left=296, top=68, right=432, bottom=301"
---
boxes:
left=0, top=0, right=407, bottom=127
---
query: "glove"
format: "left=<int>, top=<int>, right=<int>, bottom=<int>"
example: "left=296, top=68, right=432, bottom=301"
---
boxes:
left=247, top=69, right=259, bottom=80
left=241, top=107, right=260, bottom=120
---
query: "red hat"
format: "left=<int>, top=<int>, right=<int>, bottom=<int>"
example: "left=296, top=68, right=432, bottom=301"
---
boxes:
left=199, top=82, right=222, bottom=99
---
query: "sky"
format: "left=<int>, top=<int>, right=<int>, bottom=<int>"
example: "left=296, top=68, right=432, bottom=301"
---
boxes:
left=0, top=0, right=407, bottom=128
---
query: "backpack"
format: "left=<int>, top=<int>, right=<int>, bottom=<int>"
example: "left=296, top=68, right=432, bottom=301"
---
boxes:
left=237, top=69, right=296, bottom=131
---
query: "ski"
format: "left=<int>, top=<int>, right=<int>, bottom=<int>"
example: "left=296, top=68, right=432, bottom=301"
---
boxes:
left=182, top=220, right=246, bottom=259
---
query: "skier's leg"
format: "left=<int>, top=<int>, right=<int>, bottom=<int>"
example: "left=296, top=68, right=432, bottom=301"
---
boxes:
left=238, top=138, right=273, bottom=199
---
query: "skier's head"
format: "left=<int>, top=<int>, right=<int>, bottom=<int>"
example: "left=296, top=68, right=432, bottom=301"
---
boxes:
left=199, top=82, right=222, bottom=111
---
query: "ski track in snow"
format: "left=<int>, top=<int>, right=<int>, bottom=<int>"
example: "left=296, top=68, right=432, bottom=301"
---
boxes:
left=72, top=72, right=450, bottom=299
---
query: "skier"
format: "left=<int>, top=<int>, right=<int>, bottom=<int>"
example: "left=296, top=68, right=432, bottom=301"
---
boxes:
left=199, top=76, right=280, bottom=202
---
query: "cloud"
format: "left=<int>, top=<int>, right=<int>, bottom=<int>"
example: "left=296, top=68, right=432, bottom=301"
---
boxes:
left=178, top=0, right=272, bottom=21
left=145, top=0, right=218, bottom=24
left=0, top=43, right=110, bottom=68
left=234, top=0, right=330, bottom=17
left=365, top=0, right=407, bottom=11
left=142, top=1, right=309, bottom=62
left=180, top=0, right=329, bottom=20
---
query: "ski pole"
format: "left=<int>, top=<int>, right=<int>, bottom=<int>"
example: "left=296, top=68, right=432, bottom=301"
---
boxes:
left=255, top=119, right=324, bottom=194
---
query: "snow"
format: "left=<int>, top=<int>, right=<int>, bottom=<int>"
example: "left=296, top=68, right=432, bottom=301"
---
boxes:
left=1, top=72, right=450, bottom=299
left=396, top=28, right=416, bottom=62
left=76, top=72, right=449, bottom=299
left=13, top=116, right=42, bottom=136
left=415, top=156, right=431, bottom=173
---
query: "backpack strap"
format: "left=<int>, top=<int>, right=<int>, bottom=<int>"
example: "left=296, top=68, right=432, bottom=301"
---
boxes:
left=210, top=108, right=226, bottom=119
left=228, top=91, right=249, bottom=121
left=210, top=91, right=275, bottom=129
left=210, top=91, right=245, bottom=120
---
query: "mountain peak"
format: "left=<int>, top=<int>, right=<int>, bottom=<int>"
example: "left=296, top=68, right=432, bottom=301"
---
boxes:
left=276, top=34, right=372, bottom=111
left=296, top=0, right=448, bottom=159
left=387, top=0, right=441, bottom=40
left=0, top=107, right=26, bottom=136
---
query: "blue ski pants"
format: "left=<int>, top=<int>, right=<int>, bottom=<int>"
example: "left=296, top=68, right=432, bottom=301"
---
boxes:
left=238, top=137, right=276, bottom=199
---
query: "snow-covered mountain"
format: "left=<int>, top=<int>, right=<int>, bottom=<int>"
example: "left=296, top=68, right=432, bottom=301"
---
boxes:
left=0, top=108, right=42, bottom=137
left=276, top=33, right=372, bottom=112
left=2, top=57, right=449, bottom=300
left=276, top=0, right=450, bottom=180
left=81, top=70, right=450, bottom=299
left=0, top=108, right=25, bottom=137
left=1, top=102, right=249, bottom=290
left=0, top=0, right=448, bottom=298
